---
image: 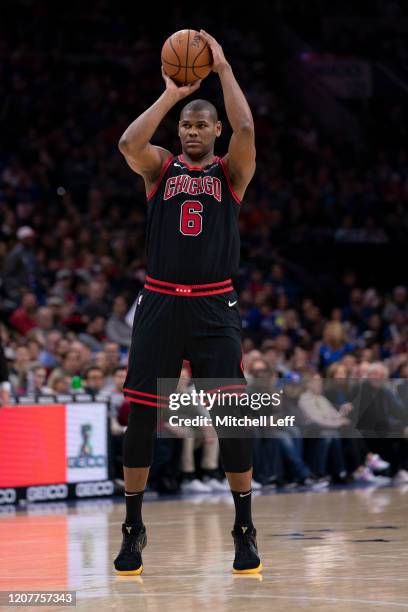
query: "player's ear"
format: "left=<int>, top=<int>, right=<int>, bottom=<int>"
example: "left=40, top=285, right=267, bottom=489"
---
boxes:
left=215, top=120, right=222, bottom=137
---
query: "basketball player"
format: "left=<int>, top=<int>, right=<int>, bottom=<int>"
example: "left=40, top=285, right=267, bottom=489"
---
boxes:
left=114, top=30, right=261, bottom=574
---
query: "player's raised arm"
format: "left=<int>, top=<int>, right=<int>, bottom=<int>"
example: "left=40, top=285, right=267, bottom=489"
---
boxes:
left=118, top=69, right=202, bottom=186
left=200, top=30, right=256, bottom=199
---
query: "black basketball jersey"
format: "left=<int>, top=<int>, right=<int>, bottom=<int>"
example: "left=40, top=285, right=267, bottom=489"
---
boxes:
left=145, top=154, right=241, bottom=284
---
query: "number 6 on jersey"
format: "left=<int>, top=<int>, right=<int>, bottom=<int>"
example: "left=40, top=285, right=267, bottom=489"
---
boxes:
left=180, top=200, right=203, bottom=236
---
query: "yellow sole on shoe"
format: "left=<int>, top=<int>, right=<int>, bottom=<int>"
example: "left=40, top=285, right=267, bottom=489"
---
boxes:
left=115, top=565, right=143, bottom=576
left=233, top=562, right=263, bottom=574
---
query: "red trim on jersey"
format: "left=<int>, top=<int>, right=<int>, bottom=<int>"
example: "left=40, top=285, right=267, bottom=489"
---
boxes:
left=123, top=388, right=169, bottom=401
left=145, top=283, right=233, bottom=297
left=144, top=275, right=233, bottom=296
left=145, top=275, right=232, bottom=289
left=178, top=154, right=219, bottom=171
left=146, top=155, right=174, bottom=201
left=124, top=396, right=167, bottom=408
left=219, top=157, right=241, bottom=205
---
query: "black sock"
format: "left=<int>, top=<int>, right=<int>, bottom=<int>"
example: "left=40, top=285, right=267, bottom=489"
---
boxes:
left=231, top=489, right=253, bottom=529
left=124, top=490, right=144, bottom=526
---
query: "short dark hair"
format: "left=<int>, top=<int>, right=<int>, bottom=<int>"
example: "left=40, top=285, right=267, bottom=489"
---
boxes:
left=180, top=99, right=218, bottom=122
left=84, top=365, right=104, bottom=379
left=113, top=366, right=127, bottom=375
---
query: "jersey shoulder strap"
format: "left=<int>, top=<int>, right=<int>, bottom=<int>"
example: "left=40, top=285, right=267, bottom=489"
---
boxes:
left=146, top=155, right=174, bottom=201
left=218, top=157, right=241, bottom=205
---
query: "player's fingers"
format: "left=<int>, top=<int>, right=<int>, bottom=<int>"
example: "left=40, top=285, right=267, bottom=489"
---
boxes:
left=162, top=66, right=172, bottom=79
left=188, top=79, right=202, bottom=90
left=200, top=29, right=214, bottom=43
left=202, top=30, right=219, bottom=47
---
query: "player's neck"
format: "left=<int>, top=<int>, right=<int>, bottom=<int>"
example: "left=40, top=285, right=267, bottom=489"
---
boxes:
left=179, top=151, right=216, bottom=168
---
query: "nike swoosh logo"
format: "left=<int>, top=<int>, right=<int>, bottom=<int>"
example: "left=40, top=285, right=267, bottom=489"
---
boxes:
left=174, top=162, right=185, bottom=168
left=239, top=492, right=251, bottom=498
left=228, top=300, right=237, bottom=307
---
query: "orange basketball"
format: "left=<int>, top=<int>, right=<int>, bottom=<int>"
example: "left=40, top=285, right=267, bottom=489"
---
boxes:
left=161, top=29, right=213, bottom=85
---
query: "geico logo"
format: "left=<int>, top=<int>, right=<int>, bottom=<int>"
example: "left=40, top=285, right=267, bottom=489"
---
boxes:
left=68, top=456, right=106, bottom=468
left=26, top=484, right=68, bottom=502
left=0, top=488, right=17, bottom=504
left=75, top=481, right=114, bottom=497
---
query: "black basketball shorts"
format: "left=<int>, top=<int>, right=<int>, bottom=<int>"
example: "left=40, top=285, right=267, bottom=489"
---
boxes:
left=123, top=276, right=246, bottom=408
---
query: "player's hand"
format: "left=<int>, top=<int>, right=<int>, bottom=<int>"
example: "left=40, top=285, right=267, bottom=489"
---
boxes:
left=199, top=30, right=229, bottom=73
left=161, top=66, right=201, bottom=100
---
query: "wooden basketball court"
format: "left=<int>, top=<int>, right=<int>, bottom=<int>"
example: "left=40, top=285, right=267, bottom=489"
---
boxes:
left=1, top=486, right=408, bottom=611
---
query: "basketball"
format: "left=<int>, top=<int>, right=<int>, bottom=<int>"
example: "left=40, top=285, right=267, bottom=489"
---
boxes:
left=161, top=29, right=213, bottom=85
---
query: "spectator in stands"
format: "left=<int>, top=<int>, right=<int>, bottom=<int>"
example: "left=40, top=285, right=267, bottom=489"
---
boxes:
left=9, top=292, right=38, bottom=336
left=78, top=316, right=106, bottom=352
left=104, top=341, right=122, bottom=374
left=2, top=226, right=39, bottom=302
left=81, top=282, right=110, bottom=320
left=250, top=360, right=321, bottom=488
left=82, top=365, right=106, bottom=396
left=38, top=330, right=62, bottom=369
left=47, top=350, right=81, bottom=389
left=49, top=374, right=71, bottom=395
left=51, top=269, right=76, bottom=304
left=69, top=340, right=92, bottom=371
left=9, top=345, right=32, bottom=396
left=106, top=296, right=133, bottom=348
left=35, top=306, right=55, bottom=335
left=383, top=286, right=408, bottom=322
left=26, top=365, right=53, bottom=396
left=340, top=354, right=358, bottom=378
left=325, top=362, right=389, bottom=482
left=278, top=375, right=329, bottom=489
left=319, top=322, right=354, bottom=370
left=26, top=337, right=42, bottom=363
left=356, top=362, right=408, bottom=484
left=299, top=373, right=348, bottom=482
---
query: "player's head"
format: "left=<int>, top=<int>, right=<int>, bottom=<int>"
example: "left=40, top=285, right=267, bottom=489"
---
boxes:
left=178, top=99, right=221, bottom=159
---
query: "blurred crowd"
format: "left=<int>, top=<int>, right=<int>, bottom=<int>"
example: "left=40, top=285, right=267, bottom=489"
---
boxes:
left=1, top=1, right=408, bottom=493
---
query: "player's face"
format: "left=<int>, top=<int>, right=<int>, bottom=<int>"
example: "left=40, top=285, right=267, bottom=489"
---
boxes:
left=178, top=110, right=221, bottom=158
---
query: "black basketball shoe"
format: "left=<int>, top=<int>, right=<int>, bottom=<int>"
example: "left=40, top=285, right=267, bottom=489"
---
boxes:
left=114, top=523, right=147, bottom=575
left=231, top=525, right=263, bottom=574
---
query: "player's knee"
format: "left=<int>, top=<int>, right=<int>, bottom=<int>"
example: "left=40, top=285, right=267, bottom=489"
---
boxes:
left=122, top=407, right=157, bottom=468
left=218, top=438, right=253, bottom=473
